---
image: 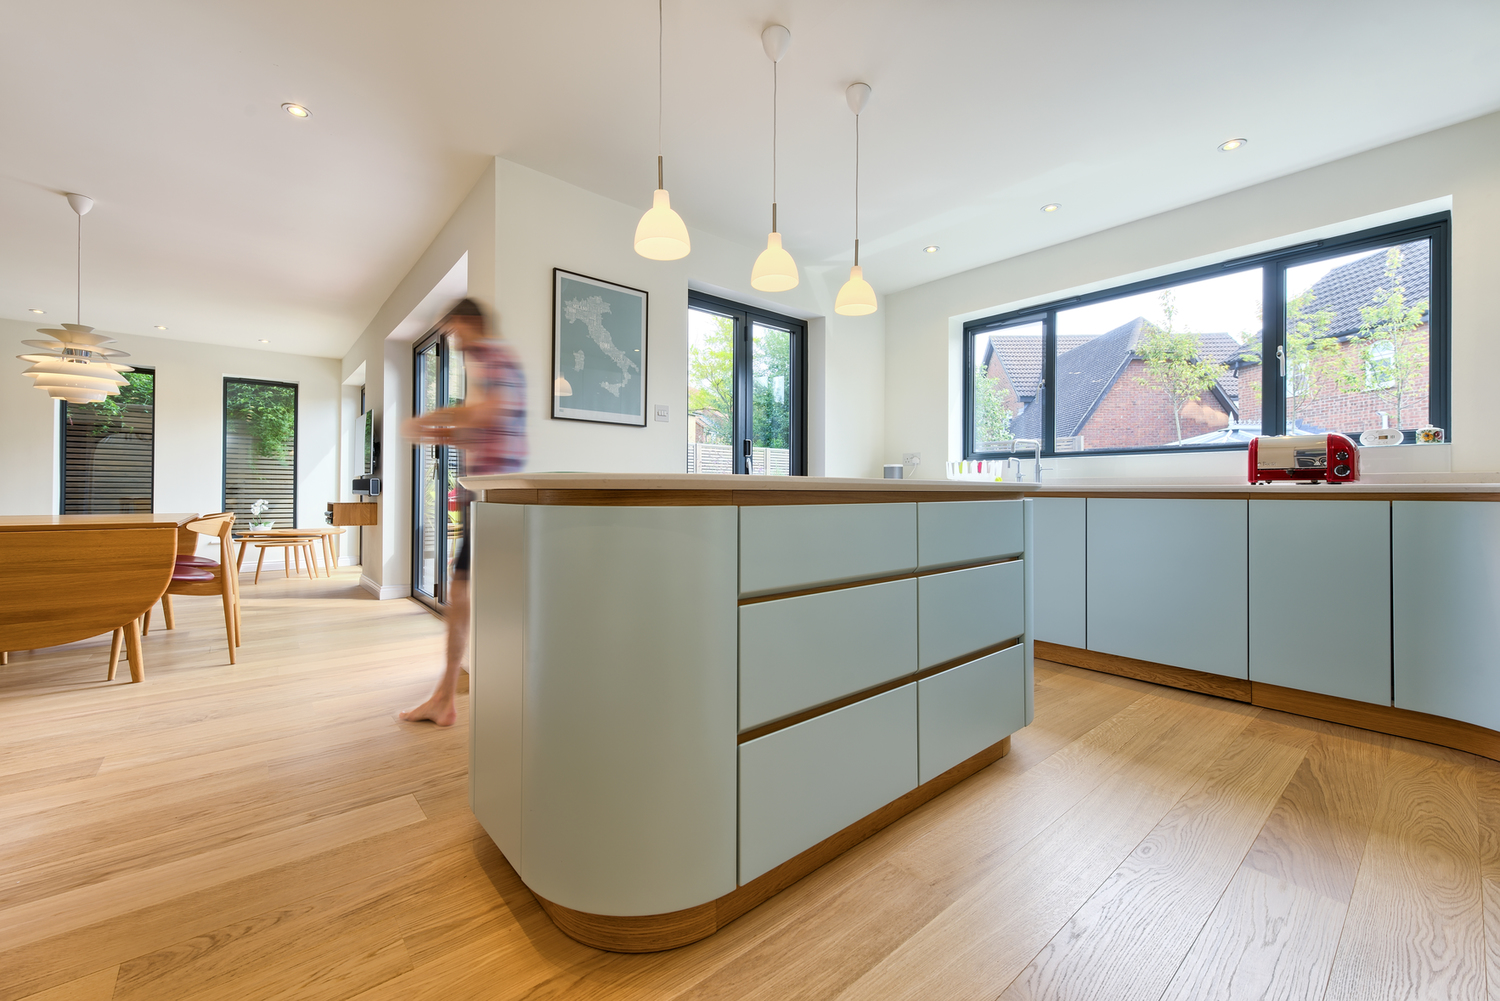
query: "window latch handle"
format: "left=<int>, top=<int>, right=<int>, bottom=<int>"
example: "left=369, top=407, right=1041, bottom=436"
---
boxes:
left=1275, top=343, right=1286, bottom=377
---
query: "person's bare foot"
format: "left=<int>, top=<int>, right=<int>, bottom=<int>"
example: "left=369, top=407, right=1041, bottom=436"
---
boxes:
left=399, top=696, right=456, bottom=727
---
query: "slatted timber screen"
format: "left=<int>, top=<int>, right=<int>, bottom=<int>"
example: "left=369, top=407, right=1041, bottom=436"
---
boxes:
left=223, top=378, right=297, bottom=530
left=60, top=369, right=156, bottom=514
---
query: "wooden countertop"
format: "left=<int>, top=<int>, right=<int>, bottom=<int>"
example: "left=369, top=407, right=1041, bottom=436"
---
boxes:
left=0, top=512, right=197, bottom=532
left=463, top=471, right=1500, bottom=505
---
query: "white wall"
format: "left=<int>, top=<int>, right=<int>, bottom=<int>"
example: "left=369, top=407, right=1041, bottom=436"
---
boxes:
left=344, top=156, right=887, bottom=597
left=885, top=109, right=1500, bottom=480
left=0, top=318, right=342, bottom=549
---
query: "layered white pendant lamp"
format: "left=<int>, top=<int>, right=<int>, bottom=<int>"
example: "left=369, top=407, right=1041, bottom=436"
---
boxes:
left=751, top=24, right=798, bottom=292
left=835, top=83, right=877, bottom=316
left=17, top=193, right=134, bottom=405
left=633, top=0, right=690, bottom=261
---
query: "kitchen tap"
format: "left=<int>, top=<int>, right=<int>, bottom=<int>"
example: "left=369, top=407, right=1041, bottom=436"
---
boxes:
left=1010, top=438, right=1042, bottom=483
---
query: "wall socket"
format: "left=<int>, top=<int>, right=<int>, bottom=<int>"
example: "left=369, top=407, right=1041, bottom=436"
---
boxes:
left=654, top=404, right=670, bottom=422
left=903, top=452, right=921, bottom=466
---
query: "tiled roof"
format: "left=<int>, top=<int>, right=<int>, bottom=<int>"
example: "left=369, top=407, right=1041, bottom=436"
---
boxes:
left=987, top=333, right=1092, bottom=402
left=1300, top=239, right=1429, bottom=338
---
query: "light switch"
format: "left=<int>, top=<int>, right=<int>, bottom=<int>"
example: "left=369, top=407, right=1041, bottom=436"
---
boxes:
left=654, top=404, right=670, bottom=422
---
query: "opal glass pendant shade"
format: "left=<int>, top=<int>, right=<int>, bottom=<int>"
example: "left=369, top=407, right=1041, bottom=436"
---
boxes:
left=554, top=375, right=573, bottom=397
left=835, top=265, right=877, bottom=315
left=751, top=232, right=799, bottom=291
left=634, top=188, right=690, bottom=261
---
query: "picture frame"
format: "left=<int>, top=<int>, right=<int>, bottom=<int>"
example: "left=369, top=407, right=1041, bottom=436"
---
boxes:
left=551, top=268, right=649, bottom=426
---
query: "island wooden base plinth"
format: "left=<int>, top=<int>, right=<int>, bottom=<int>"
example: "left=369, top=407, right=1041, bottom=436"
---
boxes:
left=1037, top=641, right=1500, bottom=762
left=533, top=734, right=1012, bottom=953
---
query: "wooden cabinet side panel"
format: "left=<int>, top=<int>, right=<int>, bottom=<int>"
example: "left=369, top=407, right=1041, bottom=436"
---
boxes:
left=918, top=645, right=1026, bottom=784
left=739, top=579, right=918, bottom=730
left=1248, top=500, right=1391, bottom=705
left=739, top=503, right=917, bottom=596
left=469, top=502, right=526, bottom=869
left=1086, top=498, right=1249, bottom=679
left=916, top=499, right=1024, bottom=570
left=1030, top=496, right=1087, bottom=648
left=917, top=560, right=1025, bottom=669
left=1393, top=501, right=1500, bottom=732
left=738, top=685, right=918, bottom=884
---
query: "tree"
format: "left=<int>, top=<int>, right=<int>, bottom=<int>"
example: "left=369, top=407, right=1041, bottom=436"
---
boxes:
left=973, top=366, right=1013, bottom=449
left=688, top=314, right=733, bottom=444
left=1336, top=247, right=1428, bottom=429
left=226, top=381, right=296, bottom=460
left=1282, top=289, right=1339, bottom=430
left=751, top=327, right=791, bottom=451
left=1135, top=291, right=1227, bottom=444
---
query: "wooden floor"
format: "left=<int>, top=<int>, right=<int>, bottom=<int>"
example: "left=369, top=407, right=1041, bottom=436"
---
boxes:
left=4, top=568, right=1498, bottom=1001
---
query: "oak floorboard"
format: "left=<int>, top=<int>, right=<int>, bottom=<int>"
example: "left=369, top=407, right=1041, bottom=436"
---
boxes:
left=12, top=968, right=117, bottom=1001
left=1474, top=757, right=1500, bottom=1000
left=1323, top=742, right=1486, bottom=1001
left=1000, top=715, right=1307, bottom=1001
left=1157, top=729, right=1390, bottom=1001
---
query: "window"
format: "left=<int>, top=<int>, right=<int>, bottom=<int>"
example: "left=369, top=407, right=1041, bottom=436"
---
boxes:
left=412, top=328, right=466, bottom=609
left=223, top=378, right=297, bottom=529
left=60, top=369, right=155, bottom=513
left=687, top=293, right=806, bottom=475
left=964, top=213, right=1449, bottom=457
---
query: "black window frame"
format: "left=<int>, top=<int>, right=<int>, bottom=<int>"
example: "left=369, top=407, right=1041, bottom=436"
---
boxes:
left=59, top=367, right=157, bottom=514
left=964, top=212, right=1451, bottom=459
left=222, top=376, right=299, bottom=528
left=687, top=291, right=808, bottom=475
left=411, top=326, right=465, bottom=611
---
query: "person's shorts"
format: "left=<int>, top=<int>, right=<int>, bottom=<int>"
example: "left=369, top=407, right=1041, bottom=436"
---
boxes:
left=453, top=536, right=470, bottom=574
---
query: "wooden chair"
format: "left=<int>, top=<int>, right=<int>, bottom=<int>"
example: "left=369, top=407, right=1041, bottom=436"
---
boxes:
left=155, top=514, right=241, bottom=664
left=252, top=534, right=323, bottom=583
left=0, top=526, right=177, bottom=683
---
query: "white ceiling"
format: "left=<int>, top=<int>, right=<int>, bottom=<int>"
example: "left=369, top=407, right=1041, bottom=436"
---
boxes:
left=4, top=0, right=1499, bottom=358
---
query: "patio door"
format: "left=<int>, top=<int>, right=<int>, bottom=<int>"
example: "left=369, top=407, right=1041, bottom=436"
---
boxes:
left=412, top=328, right=466, bottom=611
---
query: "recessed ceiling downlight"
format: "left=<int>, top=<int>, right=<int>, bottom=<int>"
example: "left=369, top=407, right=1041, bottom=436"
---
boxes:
left=1218, top=138, right=1247, bottom=151
left=923, top=245, right=940, bottom=254
left=282, top=103, right=311, bottom=118
left=259, top=339, right=269, bottom=344
left=29, top=308, right=44, bottom=314
left=154, top=325, right=167, bottom=330
left=1041, top=203, right=1061, bottom=213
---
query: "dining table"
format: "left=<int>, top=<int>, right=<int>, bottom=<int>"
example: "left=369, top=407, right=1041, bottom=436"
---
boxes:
left=0, top=512, right=196, bottom=681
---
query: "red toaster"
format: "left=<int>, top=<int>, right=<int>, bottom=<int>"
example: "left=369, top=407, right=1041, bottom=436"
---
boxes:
left=1249, top=433, right=1359, bottom=483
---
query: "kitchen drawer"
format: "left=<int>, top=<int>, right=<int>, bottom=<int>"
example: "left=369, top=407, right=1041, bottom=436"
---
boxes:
left=740, top=504, right=917, bottom=597
left=738, top=684, right=917, bottom=884
left=917, top=560, right=1025, bottom=669
left=918, top=644, right=1025, bottom=784
left=740, top=578, right=917, bottom=730
left=917, top=499, right=1024, bottom=570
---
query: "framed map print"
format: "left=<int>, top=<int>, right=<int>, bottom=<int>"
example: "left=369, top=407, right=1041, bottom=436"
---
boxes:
left=552, top=269, right=649, bottom=426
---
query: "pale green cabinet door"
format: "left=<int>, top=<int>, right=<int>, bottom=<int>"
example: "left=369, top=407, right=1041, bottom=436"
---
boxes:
left=917, top=645, right=1025, bottom=784
left=1249, top=500, right=1390, bottom=705
left=917, top=560, right=1025, bottom=669
left=1031, top=497, right=1086, bottom=648
left=1086, top=498, right=1248, bottom=678
left=916, top=499, right=1024, bottom=570
left=1393, top=501, right=1500, bottom=732
left=739, top=503, right=917, bottom=596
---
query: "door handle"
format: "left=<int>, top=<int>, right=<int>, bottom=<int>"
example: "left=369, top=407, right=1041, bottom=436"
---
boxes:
left=743, top=438, right=752, bottom=474
left=1276, top=343, right=1286, bottom=377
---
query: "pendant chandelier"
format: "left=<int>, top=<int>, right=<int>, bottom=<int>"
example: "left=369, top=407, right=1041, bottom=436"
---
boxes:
left=750, top=24, right=798, bottom=292
left=835, top=83, right=877, bottom=316
left=17, top=193, right=134, bottom=405
left=633, top=0, right=690, bottom=260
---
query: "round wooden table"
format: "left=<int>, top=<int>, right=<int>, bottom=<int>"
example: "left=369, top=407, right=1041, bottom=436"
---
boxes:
left=234, top=527, right=345, bottom=580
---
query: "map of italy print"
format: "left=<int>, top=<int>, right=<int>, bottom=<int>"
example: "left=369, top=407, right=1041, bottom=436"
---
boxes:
left=552, top=269, right=648, bottom=425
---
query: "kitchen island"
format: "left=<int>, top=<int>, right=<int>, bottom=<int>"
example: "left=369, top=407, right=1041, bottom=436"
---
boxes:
left=460, top=473, right=1038, bottom=952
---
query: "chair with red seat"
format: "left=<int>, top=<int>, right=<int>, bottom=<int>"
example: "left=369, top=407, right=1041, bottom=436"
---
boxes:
left=145, top=513, right=241, bottom=663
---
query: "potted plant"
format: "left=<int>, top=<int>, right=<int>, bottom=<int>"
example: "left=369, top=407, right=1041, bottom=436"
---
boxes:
left=248, top=499, right=273, bottom=530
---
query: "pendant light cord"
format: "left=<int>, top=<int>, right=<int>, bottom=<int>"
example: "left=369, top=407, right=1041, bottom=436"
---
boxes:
left=854, top=113, right=860, bottom=266
left=76, top=210, right=82, bottom=325
left=771, top=58, right=779, bottom=232
left=656, top=0, right=664, bottom=189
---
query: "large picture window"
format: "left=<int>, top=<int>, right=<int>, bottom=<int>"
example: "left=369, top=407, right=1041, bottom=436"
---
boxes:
left=965, top=213, right=1449, bottom=457
left=687, top=293, right=807, bottom=475
left=223, top=378, right=297, bottom=529
left=60, top=368, right=155, bottom=513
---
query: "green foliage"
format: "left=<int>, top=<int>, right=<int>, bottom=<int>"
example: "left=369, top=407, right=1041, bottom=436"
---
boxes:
left=76, top=371, right=154, bottom=435
left=1335, top=248, right=1429, bottom=429
left=1135, top=291, right=1227, bottom=444
left=688, top=314, right=733, bottom=445
left=973, top=366, right=1013, bottom=447
left=1283, top=289, right=1339, bottom=427
left=752, top=327, right=792, bottom=451
left=227, top=381, right=296, bottom=461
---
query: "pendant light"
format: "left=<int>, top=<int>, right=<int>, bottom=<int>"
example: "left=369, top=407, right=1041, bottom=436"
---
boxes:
left=633, top=0, right=690, bottom=260
left=751, top=24, right=798, bottom=292
left=835, top=83, right=877, bottom=316
left=17, top=193, right=134, bottom=405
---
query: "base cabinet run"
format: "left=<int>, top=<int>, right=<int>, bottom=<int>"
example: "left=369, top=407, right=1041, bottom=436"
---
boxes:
left=469, top=490, right=1035, bottom=952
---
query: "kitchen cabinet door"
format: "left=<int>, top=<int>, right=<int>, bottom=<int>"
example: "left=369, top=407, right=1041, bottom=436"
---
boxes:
left=918, top=644, right=1025, bottom=784
left=1249, top=500, right=1390, bottom=705
left=1031, top=497, right=1086, bottom=648
left=1086, top=498, right=1248, bottom=678
left=917, top=560, right=1025, bottom=669
left=1393, top=501, right=1500, bottom=732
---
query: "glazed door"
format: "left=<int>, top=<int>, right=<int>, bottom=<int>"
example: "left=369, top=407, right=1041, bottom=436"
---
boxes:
left=413, top=330, right=466, bottom=610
